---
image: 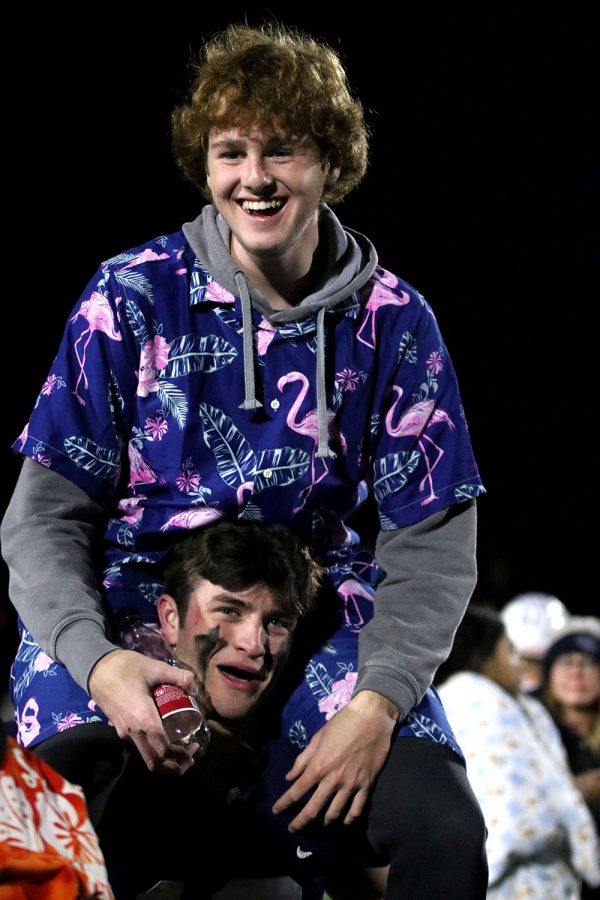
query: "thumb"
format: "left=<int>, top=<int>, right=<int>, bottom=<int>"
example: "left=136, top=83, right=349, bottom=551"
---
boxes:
left=148, top=659, right=196, bottom=693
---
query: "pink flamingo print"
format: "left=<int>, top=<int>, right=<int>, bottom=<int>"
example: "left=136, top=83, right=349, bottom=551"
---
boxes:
left=121, top=248, right=169, bottom=268
left=385, top=386, right=455, bottom=505
left=18, top=697, right=41, bottom=747
left=338, top=578, right=374, bottom=632
left=318, top=671, right=358, bottom=720
left=70, top=292, right=122, bottom=405
left=160, top=507, right=223, bottom=532
left=277, top=371, right=346, bottom=512
left=128, top=443, right=165, bottom=489
left=357, top=284, right=410, bottom=349
left=236, top=481, right=254, bottom=513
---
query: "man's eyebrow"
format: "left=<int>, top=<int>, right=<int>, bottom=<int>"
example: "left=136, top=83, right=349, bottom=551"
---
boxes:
left=209, top=136, right=301, bottom=151
left=209, top=138, right=245, bottom=150
left=209, top=592, right=249, bottom=608
left=209, top=592, right=296, bottom=619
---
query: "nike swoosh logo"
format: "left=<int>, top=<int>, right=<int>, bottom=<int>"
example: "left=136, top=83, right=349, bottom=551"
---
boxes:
left=296, top=847, right=313, bottom=859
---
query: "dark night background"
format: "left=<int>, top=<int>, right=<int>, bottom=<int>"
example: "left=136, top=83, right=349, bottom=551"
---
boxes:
left=2, top=8, right=597, bottom=680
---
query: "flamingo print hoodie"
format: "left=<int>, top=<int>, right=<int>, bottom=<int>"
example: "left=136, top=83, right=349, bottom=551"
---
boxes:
left=2, top=203, right=484, bottom=743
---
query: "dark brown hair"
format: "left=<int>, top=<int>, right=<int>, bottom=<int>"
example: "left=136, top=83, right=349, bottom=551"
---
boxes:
left=163, top=519, right=322, bottom=623
left=434, top=604, right=505, bottom=685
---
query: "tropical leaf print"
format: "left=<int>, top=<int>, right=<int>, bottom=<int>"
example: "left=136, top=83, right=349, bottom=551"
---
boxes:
left=398, top=330, right=417, bottom=364
left=305, top=661, right=334, bottom=702
left=114, top=268, right=155, bottom=303
left=239, top=502, right=264, bottom=521
left=103, top=251, right=143, bottom=267
left=190, top=267, right=206, bottom=306
left=13, top=664, right=38, bottom=705
left=370, top=413, right=381, bottom=436
left=108, top=370, right=125, bottom=414
left=455, top=484, right=486, bottom=501
left=214, top=307, right=243, bottom=333
left=406, top=712, right=448, bottom=745
left=139, top=582, right=163, bottom=605
left=199, top=404, right=256, bottom=488
left=288, top=721, right=309, bottom=750
left=372, top=450, right=420, bottom=503
left=253, top=447, right=310, bottom=493
left=279, top=319, right=319, bottom=339
left=13, top=634, right=57, bottom=703
left=378, top=513, right=398, bottom=531
left=124, top=298, right=151, bottom=346
left=163, top=335, right=237, bottom=378
left=64, top=436, right=120, bottom=482
left=156, top=382, right=188, bottom=429
left=116, top=524, right=135, bottom=547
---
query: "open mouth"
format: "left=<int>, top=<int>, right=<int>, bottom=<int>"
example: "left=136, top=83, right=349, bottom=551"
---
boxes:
left=217, top=664, right=263, bottom=682
left=239, top=199, right=286, bottom=216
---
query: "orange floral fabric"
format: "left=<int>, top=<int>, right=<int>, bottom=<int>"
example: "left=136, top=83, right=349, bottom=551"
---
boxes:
left=0, top=736, right=113, bottom=899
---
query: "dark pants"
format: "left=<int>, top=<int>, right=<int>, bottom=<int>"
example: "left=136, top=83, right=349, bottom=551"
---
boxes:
left=34, top=725, right=488, bottom=899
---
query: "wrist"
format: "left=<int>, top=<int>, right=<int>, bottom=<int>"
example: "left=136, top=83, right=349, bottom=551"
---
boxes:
left=351, top=689, right=400, bottom=722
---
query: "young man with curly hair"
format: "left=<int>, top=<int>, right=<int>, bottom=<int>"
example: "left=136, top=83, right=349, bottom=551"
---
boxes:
left=3, top=23, right=488, bottom=898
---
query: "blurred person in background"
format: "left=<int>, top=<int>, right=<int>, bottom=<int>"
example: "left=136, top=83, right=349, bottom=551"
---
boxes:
left=500, top=591, right=570, bottom=692
left=435, top=604, right=600, bottom=899
left=538, top=619, right=600, bottom=844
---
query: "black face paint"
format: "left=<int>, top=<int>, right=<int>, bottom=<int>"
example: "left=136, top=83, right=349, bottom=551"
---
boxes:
left=194, top=626, right=226, bottom=681
left=190, top=627, right=226, bottom=717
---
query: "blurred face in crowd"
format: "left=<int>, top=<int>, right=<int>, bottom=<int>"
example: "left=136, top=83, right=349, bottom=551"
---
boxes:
left=482, top=633, right=523, bottom=697
left=549, top=652, right=600, bottom=710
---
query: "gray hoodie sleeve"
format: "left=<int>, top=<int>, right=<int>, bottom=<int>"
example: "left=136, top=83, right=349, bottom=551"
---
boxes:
left=0, top=458, right=118, bottom=691
left=354, top=500, right=477, bottom=718
left=3, top=458, right=476, bottom=713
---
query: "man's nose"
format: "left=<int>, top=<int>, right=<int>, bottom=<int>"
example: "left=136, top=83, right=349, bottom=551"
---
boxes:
left=235, top=619, right=267, bottom=657
left=242, top=156, right=276, bottom=194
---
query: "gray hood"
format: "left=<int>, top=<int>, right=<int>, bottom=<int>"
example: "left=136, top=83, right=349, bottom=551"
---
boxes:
left=182, top=202, right=378, bottom=324
left=182, top=204, right=378, bottom=458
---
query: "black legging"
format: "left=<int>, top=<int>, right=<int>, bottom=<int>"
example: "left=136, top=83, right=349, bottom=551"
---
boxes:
left=34, top=727, right=488, bottom=899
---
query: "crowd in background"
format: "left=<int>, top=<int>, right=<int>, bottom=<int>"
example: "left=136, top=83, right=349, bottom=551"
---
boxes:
left=434, top=593, right=600, bottom=899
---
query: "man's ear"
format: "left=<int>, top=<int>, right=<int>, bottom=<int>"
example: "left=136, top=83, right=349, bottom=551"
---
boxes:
left=157, top=593, right=180, bottom=646
left=324, top=147, right=341, bottom=187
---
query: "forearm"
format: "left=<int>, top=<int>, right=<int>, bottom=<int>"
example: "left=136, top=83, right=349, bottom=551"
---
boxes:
left=1, top=458, right=117, bottom=690
left=355, top=500, right=477, bottom=718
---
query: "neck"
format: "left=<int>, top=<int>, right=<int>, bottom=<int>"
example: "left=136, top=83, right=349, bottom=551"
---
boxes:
left=562, top=705, right=595, bottom=736
left=231, top=227, right=323, bottom=310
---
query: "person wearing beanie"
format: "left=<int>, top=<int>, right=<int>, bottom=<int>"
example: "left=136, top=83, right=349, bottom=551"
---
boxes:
left=539, top=620, right=600, bottom=847
left=436, top=605, right=600, bottom=899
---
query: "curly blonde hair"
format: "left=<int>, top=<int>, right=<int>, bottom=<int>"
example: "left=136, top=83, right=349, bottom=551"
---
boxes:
left=171, top=23, right=369, bottom=203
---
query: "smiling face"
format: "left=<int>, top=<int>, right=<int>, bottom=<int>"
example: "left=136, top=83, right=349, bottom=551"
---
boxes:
left=206, top=127, right=340, bottom=275
left=549, top=652, right=600, bottom=709
left=158, top=579, right=297, bottom=720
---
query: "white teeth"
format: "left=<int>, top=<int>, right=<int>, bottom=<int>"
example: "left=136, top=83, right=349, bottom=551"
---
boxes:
left=241, top=199, right=284, bottom=211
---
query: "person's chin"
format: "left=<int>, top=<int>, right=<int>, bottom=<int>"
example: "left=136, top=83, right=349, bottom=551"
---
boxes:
left=210, top=694, right=263, bottom=721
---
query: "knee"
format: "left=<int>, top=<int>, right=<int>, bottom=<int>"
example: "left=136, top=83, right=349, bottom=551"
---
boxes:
left=34, top=723, right=126, bottom=793
left=368, top=739, right=487, bottom=865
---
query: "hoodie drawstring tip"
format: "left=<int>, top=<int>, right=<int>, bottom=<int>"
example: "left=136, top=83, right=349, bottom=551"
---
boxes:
left=316, top=446, right=336, bottom=460
left=239, top=399, right=263, bottom=411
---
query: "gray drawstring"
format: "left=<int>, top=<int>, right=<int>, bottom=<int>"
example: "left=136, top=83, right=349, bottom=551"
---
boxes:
left=235, top=272, right=262, bottom=412
left=316, top=307, right=336, bottom=459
